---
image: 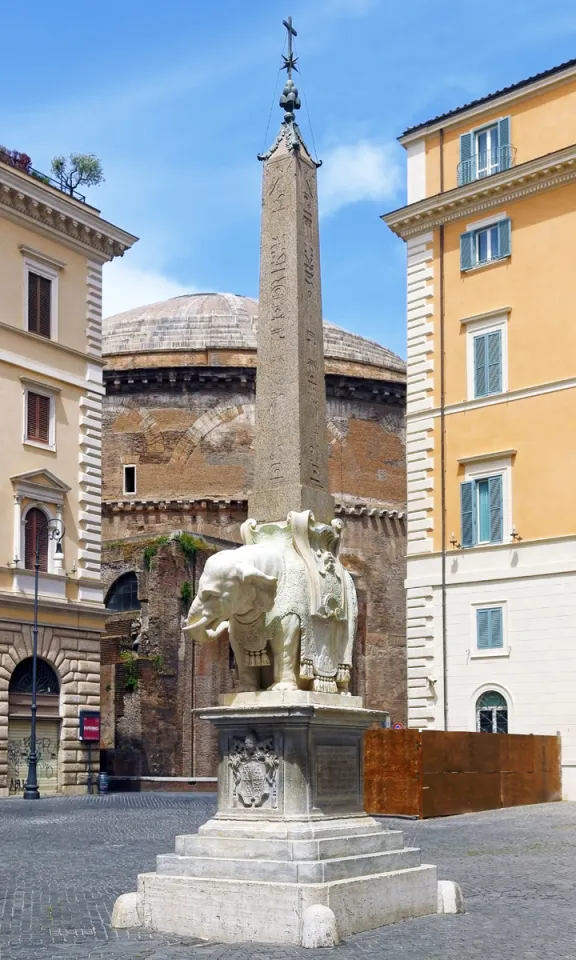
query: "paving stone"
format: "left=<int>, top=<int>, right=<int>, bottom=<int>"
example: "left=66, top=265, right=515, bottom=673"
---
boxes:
left=1, top=794, right=576, bottom=959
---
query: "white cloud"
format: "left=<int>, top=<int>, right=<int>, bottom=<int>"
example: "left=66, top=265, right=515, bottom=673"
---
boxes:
left=318, top=139, right=401, bottom=217
left=102, top=260, right=194, bottom=317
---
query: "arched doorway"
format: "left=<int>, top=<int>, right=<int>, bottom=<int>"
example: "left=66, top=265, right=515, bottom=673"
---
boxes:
left=8, top=658, right=60, bottom=795
left=476, top=690, right=508, bottom=734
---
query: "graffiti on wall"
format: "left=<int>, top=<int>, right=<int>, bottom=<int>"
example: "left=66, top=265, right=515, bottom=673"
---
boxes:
left=8, top=732, right=58, bottom=794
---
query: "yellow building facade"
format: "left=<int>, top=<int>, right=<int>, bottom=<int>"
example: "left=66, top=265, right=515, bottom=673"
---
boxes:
left=385, top=59, right=576, bottom=798
left=0, top=155, right=136, bottom=794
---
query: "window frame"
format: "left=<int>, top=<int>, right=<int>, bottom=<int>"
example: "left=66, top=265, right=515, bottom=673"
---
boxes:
left=20, top=503, right=63, bottom=574
left=470, top=684, right=512, bottom=732
left=476, top=690, right=509, bottom=733
left=465, top=313, right=508, bottom=402
left=460, top=212, right=511, bottom=272
left=474, top=123, right=499, bottom=179
left=105, top=572, right=141, bottom=612
left=470, top=602, right=509, bottom=659
left=22, top=381, right=57, bottom=451
left=461, top=455, right=513, bottom=548
left=23, top=257, right=59, bottom=341
left=123, top=464, right=137, bottom=496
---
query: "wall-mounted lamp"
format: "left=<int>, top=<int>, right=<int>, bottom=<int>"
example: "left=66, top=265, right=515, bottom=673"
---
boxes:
left=449, top=532, right=461, bottom=549
left=510, top=525, right=523, bottom=543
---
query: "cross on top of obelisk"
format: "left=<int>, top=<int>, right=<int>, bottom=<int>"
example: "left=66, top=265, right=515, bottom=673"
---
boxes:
left=282, top=16, right=298, bottom=79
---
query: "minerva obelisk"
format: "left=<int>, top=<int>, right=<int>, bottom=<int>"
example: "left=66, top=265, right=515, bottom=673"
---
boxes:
left=111, top=18, right=452, bottom=947
left=250, top=16, right=333, bottom=525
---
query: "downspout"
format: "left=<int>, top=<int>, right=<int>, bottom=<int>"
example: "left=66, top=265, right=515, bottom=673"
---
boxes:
left=439, top=128, right=448, bottom=730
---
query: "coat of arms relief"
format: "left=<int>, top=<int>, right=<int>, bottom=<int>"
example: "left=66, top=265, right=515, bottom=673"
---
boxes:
left=229, top=732, right=279, bottom=808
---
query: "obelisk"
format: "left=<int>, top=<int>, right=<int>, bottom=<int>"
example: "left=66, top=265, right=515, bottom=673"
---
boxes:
left=249, top=17, right=334, bottom=524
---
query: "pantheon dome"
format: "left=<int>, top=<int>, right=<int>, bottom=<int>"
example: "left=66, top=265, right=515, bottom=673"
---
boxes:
left=102, top=292, right=405, bottom=382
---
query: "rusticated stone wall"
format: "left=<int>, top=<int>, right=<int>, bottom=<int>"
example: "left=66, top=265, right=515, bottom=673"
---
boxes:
left=0, top=621, right=101, bottom=796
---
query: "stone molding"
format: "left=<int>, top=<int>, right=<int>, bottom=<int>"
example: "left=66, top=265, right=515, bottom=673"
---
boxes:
left=101, top=496, right=405, bottom=522
left=384, top=142, right=576, bottom=238
left=0, top=161, right=137, bottom=260
left=103, top=366, right=406, bottom=404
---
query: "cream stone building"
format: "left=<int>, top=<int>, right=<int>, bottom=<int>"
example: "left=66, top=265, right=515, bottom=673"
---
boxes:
left=0, top=154, right=136, bottom=795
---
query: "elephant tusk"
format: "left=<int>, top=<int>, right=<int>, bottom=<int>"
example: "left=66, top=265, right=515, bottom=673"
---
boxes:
left=206, top=621, right=230, bottom=640
left=183, top=615, right=209, bottom=634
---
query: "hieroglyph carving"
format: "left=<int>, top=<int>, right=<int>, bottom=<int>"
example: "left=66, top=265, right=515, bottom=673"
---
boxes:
left=229, top=732, right=279, bottom=808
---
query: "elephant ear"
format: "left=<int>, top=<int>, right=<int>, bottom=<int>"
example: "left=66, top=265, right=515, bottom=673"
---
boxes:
left=240, top=565, right=278, bottom=611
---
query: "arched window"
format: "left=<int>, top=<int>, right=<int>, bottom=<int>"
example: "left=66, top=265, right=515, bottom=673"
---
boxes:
left=24, top=507, right=49, bottom=572
left=9, top=657, right=60, bottom=695
left=476, top=690, right=508, bottom=734
left=105, top=572, right=140, bottom=612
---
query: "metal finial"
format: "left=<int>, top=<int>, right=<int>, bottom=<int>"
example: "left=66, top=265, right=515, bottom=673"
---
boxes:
left=282, top=17, right=298, bottom=79
left=279, top=17, right=301, bottom=120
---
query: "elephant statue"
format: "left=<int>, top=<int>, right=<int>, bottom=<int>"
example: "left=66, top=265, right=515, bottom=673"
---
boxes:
left=184, top=513, right=356, bottom=695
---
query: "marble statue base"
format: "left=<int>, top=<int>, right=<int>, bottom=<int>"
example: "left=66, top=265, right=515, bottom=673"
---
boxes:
left=113, top=695, right=442, bottom=946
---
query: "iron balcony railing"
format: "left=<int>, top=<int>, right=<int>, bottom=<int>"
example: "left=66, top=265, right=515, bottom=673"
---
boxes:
left=457, top=145, right=517, bottom=187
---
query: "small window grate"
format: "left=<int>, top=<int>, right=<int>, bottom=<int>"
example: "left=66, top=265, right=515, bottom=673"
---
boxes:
left=105, top=572, right=140, bottom=612
left=9, top=657, right=59, bottom=694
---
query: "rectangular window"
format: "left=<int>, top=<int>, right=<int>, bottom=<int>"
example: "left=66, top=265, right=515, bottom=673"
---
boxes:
left=476, top=607, right=503, bottom=649
left=458, top=117, right=512, bottom=186
left=27, top=272, right=52, bottom=338
left=474, top=330, right=502, bottom=397
left=123, top=465, right=136, bottom=495
left=461, top=474, right=503, bottom=547
left=26, top=391, right=51, bottom=444
left=460, top=218, right=511, bottom=271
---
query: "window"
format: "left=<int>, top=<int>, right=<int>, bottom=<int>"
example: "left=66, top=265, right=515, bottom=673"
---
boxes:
left=26, top=391, right=51, bottom=444
left=123, top=465, right=136, bottom=495
left=24, top=507, right=49, bottom=572
left=105, top=572, right=140, bottom=612
left=476, top=607, right=503, bottom=650
left=461, top=475, right=503, bottom=547
left=460, top=218, right=511, bottom=271
left=27, top=271, right=52, bottom=338
left=9, top=657, right=59, bottom=695
left=458, top=116, right=512, bottom=185
left=473, top=330, right=502, bottom=398
left=476, top=690, right=508, bottom=733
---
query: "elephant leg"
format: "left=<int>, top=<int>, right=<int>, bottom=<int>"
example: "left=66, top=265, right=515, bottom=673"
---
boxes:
left=229, top=632, right=259, bottom=692
left=269, top=614, right=300, bottom=691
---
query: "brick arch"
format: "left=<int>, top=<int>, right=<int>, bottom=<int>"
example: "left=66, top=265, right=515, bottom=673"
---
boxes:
left=171, top=402, right=255, bottom=467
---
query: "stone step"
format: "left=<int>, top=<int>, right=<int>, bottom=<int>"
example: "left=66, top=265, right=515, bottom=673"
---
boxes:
left=175, top=829, right=405, bottom=862
left=156, top=846, right=422, bottom=884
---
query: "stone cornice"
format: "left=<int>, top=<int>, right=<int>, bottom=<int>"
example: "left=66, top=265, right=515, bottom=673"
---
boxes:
left=103, top=366, right=406, bottom=405
left=102, top=496, right=405, bottom=521
left=0, top=162, right=138, bottom=261
left=383, top=143, right=576, bottom=238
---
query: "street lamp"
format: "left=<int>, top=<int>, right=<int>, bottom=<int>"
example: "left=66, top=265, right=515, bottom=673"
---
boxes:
left=23, top=516, right=65, bottom=800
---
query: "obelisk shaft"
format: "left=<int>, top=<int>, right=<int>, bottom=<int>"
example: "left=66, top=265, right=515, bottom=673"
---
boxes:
left=249, top=137, right=334, bottom=524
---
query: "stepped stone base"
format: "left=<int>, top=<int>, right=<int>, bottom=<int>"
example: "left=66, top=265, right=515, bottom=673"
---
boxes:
left=114, top=700, right=443, bottom=946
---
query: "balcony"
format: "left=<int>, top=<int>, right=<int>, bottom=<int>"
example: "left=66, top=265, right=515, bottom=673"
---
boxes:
left=457, top=145, right=517, bottom=187
left=0, top=147, right=87, bottom=203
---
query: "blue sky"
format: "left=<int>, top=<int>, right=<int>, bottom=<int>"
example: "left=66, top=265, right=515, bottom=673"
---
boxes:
left=2, top=0, right=576, bottom=358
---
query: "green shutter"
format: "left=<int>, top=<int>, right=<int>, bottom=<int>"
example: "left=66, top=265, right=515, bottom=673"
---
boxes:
left=498, top=218, right=511, bottom=258
left=487, top=330, right=502, bottom=394
left=489, top=607, right=503, bottom=648
left=474, top=334, right=487, bottom=397
left=461, top=481, right=476, bottom=547
left=489, top=475, right=503, bottom=543
left=477, top=609, right=490, bottom=648
left=460, top=231, right=474, bottom=271
left=498, top=117, right=511, bottom=171
left=459, top=132, right=474, bottom=185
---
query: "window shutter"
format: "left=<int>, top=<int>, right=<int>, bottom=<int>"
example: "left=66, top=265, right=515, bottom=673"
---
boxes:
left=474, top=334, right=487, bottom=397
left=461, top=480, right=476, bottom=547
left=489, top=607, right=503, bottom=648
left=477, top=609, right=490, bottom=649
left=24, top=508, right=48, bottom=572
left=26, top=392, right=50, bottom=443
left=498, top=218, right=511, bottom=259
left=489, top=475, right=503, bottom=543
left=27, top=272, right=51, bottom=338
left=498, top=116, right=511, bottom=171
left=487, top=330, right=502, bottom=394
left=459, top=132, right=474, bottom=185
left=460, top=231, right=474, bottom=271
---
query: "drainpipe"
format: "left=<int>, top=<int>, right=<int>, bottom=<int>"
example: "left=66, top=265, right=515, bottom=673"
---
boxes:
left=439, top=128, right=448, bottom=730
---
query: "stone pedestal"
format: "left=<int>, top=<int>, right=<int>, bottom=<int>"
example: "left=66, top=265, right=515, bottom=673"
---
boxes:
left=128, top=695, right=439, bottom=945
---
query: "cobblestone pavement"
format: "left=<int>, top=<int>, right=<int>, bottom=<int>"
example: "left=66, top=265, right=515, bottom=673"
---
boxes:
left=1, top=794, right=576, bottom=960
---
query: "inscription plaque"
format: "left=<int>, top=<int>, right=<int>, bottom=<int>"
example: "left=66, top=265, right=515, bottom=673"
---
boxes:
left=315, top=743, right=359, bottom=802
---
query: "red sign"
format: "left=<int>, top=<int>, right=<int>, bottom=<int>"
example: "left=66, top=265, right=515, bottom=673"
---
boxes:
left=392, top=722, right=405, bottom=730
left=79, top=711, right=101, bottom=742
